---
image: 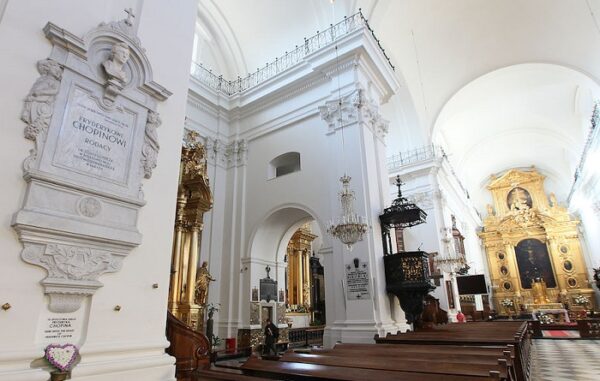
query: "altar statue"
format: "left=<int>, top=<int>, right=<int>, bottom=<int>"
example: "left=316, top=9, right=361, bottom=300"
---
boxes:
left=194, top=261, right=216, bottom=306
left=531, top=278, right=550, bottom=304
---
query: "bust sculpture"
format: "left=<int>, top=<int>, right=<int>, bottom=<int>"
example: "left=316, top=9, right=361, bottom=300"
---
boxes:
left=102, top=42, right=130, bottom=83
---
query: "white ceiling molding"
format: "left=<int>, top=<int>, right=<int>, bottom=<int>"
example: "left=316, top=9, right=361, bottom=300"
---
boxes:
left=433, top=63, right=600, bottom=212
left=196, top=0, right=247, bottom=76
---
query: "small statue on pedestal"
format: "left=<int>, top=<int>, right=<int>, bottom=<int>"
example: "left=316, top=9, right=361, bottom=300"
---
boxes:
left=531, top=278, right=550, bottom=305
left=194, top=261, right=216, bottom=307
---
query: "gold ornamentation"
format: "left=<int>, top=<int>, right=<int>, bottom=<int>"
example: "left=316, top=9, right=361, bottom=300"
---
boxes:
left=194, top=261, right=215, bottom=307
left=479, top=168, right=595, bottom=312
left=286, top=225, right=317, bottom=307
left=168, top=131, right=214, bottom=328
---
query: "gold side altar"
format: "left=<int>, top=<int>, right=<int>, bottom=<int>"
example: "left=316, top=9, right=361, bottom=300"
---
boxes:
left=479, top=168, right=595, bottom=314
left=168, top=131, right=213, bottom=328
left=286, top=225, right=317, bottom=308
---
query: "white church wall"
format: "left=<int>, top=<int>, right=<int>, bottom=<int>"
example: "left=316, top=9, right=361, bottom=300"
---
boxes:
left=0, top=1, right=196, bottom=380
left=186, top=21, right=410, bottom=347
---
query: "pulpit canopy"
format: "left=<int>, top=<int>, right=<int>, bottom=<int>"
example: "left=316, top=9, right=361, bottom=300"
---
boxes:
left=380, top=176, right=427, bottom=229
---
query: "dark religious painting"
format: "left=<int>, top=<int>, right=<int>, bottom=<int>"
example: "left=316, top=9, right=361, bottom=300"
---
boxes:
left=506, top=187, right=533, bottom=210
left=515, top=238, right=556, bottom=289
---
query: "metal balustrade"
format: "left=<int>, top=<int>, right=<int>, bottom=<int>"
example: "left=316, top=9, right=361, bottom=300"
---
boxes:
left=387, top=144, right=474, bottom=207
left=190, top=10, right=393, bottom=96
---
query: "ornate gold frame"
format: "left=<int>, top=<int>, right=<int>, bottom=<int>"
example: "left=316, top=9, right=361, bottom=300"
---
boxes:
left=479, top=168, right=594, bottom=312
left=168, top=131, right=213, bottom=328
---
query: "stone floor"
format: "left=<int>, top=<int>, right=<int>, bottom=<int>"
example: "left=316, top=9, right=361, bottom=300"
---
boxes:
left=531, top=339, right=600, bottom=380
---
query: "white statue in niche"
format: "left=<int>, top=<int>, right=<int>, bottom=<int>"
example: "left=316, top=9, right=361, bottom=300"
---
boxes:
left=102, top=42, right=130, bottom=83
left=21, top=59, right=63, bottom=140
left=141, top=110, right=161, bottom=179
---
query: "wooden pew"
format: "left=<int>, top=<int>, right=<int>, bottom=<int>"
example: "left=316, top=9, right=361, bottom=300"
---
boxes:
left=374, top=322, right=531, bottom=381
left=165, top=311, right=211, bottom=381
left=307, top=348, right=510, bottom=369
left=195, top=365, right=271, bottom=380
left=241, top=355, right=501, bottom=380
left=279, top=351, right=510, bottom=380
left=316, top=342, right=508, bottom=356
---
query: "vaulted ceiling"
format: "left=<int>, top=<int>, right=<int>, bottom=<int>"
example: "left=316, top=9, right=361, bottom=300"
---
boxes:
left=195, top=0, right=600, bottom=211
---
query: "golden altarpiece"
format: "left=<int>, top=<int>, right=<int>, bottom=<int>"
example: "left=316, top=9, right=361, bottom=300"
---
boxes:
left=286, top=224, right=317, bottom=312
left=479, top=169, right=595, bottom=314
left=168, top=131, right=213, bottom=329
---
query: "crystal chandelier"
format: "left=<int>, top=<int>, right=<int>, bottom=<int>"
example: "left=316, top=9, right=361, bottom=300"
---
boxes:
left=328, top=174, right=368, bottom=250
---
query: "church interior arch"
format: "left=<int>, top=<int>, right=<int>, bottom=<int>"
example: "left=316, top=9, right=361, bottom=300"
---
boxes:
left=432, top=63, right=600, bottom=212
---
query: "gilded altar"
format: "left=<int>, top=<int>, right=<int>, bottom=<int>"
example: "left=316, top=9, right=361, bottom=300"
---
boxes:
left=168, top=131, right=214, bottom=328
left=479, top=168, right=595, bottom=313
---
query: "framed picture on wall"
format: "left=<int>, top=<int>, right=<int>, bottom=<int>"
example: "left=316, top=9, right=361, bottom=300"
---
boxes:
left=428, top=252, right=442, bottom=286
left=251, top=287, right=259, bottom=302
left=279, top=289, right=285, bottom=303
left=446, top=280, right=455, bottom=309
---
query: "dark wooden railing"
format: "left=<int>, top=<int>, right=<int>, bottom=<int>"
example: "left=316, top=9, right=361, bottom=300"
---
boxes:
left=166, top=311, right=211, bottom=380
left=577, top=319, right=600, bottom=338
left=288, top=326, right=324, bottom=348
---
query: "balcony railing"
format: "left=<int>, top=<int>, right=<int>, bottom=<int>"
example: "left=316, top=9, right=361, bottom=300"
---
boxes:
left=387, top=145, right=473, bottom=204
left=387, top=144, right=442, bottom=170
left=190, top=10, right=394, bottom=96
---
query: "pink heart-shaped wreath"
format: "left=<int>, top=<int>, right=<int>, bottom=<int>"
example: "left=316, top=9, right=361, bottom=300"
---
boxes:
left=44, top=343, right=78, bottom=372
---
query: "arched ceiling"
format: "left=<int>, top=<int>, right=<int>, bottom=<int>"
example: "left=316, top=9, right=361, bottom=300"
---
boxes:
left=195, top=0, right=600, bottom=211
left=434, top=63, right=600, bottom=210
left=197, top=0, right=600, bottom=131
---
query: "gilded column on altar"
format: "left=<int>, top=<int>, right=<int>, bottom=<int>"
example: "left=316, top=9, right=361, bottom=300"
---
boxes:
left=167, top=131, right=214, bottom=328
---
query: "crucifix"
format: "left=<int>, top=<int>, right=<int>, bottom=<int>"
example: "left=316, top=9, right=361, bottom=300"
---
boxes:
left=124, top=8, right=135, bottom=26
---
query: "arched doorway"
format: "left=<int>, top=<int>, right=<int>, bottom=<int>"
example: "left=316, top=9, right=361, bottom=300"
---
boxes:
left=240, top=206, right=326, bottom=349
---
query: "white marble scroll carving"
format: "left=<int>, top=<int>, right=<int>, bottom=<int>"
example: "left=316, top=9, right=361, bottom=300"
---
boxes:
left=13, top=11, right=171, bottom=313
left=319, top=89, right=389, bottom=139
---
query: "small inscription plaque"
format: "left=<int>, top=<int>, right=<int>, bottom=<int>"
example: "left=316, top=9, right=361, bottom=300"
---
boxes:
left=345, top=259, right=370, bottom=300
left=36, top=312, right=84, bottom=346
left=43, top=317, right=77, bottom=340
left=53, top=87, right=136, bottom=183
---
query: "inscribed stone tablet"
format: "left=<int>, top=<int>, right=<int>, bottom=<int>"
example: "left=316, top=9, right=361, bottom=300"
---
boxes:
left=345, top=260, right=370, bottom=300
left=36, top=308, right=86, bottom=346
left=53, top=86, right=136, bottom=184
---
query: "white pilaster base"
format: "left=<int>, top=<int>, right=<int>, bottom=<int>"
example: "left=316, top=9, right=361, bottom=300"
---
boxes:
left=322, top=320, right=406, bottom=348
left=70, top=352, right=175, bottom=381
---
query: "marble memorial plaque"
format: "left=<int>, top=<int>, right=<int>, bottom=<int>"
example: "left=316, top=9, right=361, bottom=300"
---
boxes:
left=345, top=260, right=370, bottom=300
left=53, top=86, right=136, bottom=184
left=14, top=13, right=170, bottom=314
left=36, top=308, right=86, bottom=346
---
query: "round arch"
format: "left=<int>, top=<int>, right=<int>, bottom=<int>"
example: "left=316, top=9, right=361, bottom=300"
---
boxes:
left=432, top=63, right=600, bottom=210
left=248, top=204, right=325, bottom=263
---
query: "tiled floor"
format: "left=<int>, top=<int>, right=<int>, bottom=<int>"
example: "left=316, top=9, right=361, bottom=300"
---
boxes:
left=531, top=339, right=600, bottom=380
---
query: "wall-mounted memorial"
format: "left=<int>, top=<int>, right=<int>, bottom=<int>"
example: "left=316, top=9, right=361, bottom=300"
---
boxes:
left=12, top=12, right=171, bottom=315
